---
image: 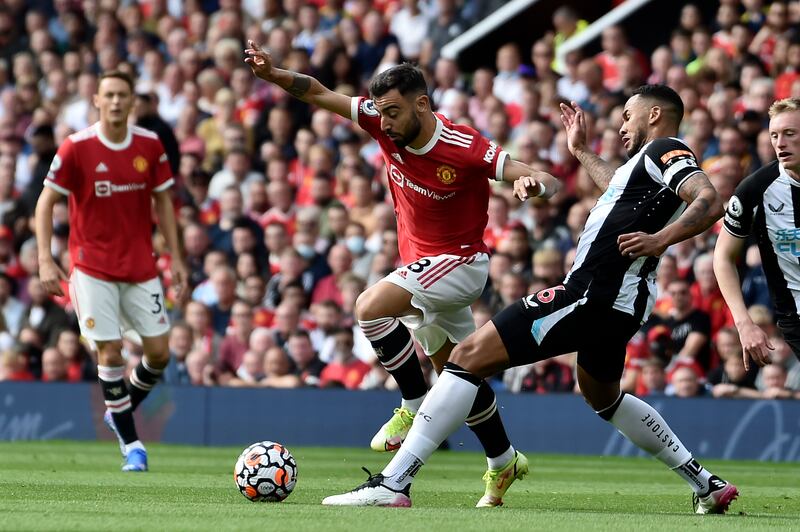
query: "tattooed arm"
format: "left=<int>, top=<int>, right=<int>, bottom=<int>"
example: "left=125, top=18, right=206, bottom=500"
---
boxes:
left=560, top=102, right=616, bottom=191
left=617, top=172, right=723, bottom=258
left=244, top=40, right=351, bottom=119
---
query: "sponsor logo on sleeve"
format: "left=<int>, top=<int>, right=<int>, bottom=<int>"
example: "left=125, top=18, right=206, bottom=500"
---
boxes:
left=483, top=141, right=498, bottom=163
left=728, top=195, right=743, bottom=217
left=361, top=99, right=379, bottom=117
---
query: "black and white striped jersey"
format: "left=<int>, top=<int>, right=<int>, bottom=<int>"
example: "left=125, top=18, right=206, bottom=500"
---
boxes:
left=564, top=137, right=702, bottom=322
left=724, top=161, right=800, bottom=322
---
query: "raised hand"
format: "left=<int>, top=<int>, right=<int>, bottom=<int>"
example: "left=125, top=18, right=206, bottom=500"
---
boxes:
left=559, top=101, right=589, bottom=155
left=244, top=40, right=275, bottom=81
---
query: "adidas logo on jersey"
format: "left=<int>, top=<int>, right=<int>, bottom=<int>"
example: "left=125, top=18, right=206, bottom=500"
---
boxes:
left=95, top=162, right=109, bottom=173
left=391, top=153, right=404, bottom=164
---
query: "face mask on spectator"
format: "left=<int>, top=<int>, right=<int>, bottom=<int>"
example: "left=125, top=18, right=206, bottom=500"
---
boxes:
left=296, top=244, right=316, bottom=260
left=346, top=236, right=365, bottom=255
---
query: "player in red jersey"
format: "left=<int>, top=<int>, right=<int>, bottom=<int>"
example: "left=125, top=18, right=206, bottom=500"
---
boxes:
left=35, top=71, right=188, bottom=472
left=246, top=41, right=559, bottom=506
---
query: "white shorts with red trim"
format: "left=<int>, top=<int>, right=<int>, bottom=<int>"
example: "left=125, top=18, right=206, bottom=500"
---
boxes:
left=70, top=268, right=170, bottom=342
left=385, top=252, right=488, bottom=355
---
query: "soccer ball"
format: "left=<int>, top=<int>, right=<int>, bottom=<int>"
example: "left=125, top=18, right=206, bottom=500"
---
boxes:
left=234, top=441, right=297, bottom=502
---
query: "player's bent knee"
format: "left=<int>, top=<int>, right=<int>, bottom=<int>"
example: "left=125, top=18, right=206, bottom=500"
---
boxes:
left=449, top=339, right=492, bottom=378
left=354, top=289, right=381, bottom=321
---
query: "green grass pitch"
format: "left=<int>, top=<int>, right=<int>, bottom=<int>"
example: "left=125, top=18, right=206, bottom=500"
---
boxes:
left=0, top=441, right=798, bottom=531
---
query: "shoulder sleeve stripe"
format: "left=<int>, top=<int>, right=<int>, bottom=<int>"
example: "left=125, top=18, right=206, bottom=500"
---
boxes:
left=442, top=126, right=473, bottom=142
left=495, top=151, right=508, bottom=181
left=440, top=136, right=471, bottom=149
left=441, top=130, right=472, bottom=145
left=673, top=169, right=704, bottom=195
left=350, top=97, right=360, bottom=123
left=131, top=126, right=159, bottom=139
left=153, top=177, right=175, bottom=192
left=44, top=180, right=71, bottom=196
left=69, top=128, right=96, bottom=143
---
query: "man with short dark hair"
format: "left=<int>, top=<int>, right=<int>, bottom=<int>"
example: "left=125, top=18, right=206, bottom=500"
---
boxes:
left=324, top=86, right=739, bottom=515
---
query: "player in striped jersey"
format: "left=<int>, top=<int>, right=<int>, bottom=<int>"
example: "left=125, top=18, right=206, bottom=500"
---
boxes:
left=246, top=42, right=560, bottom=505
left=323, top=86, right=739, bottom=514
left=715, top=97, right=800, bottom=366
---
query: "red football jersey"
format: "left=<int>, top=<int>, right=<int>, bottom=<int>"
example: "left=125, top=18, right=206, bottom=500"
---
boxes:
left=45, top=123, right=174, bottom=282
left=351, top=97, right=508, bottom=263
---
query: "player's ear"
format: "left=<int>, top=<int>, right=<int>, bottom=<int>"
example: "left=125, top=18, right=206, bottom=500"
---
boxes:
left=415, top=93, right=429, bottom=114
left=649, top=105, right=662, bottom=125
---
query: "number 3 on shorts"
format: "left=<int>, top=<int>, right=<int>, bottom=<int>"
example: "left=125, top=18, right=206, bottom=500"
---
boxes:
left=150, top=293, right=163, bottom=314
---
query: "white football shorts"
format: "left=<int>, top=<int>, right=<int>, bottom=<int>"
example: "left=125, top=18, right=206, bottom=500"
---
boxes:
left=70, top=268, right=170, bottom=342
left=385, top=252, right=488, bottom=355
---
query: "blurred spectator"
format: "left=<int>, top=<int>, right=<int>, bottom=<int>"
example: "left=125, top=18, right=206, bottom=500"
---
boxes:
left=319, top=327, right=371, bottom=389
left=640, top=358, right=668, bottom=397
left=667, top=366, right=708, bottom=398
left=493, top=43, right=526, bottom=106
left=311, top=244, right=352, bottom=306
left=261, top=345, right=302, bottom=388
left=207, top=266, right=238, bottom=335
left=215, top=300, right=255, bottom=385
left=0, top=347, right=35, bottom=381
left=513, top=356, right=576, bottom=394
left=286, top=329, right=326, bottom=386
left=0, top=272, right=24, bottom=336
left=390, top=0, right=430, bottom=62
left=758, top=364, right=800, bottom=399
left=20, top=276, right=72, bottom=347
left=54, top=328, right=95, bottom=382
left=40, top=347, right=68, bottom=382
left=709, top=354, right=760, bottom=399
left=163, top=322, right=194, bottom=385
left=690, top=253, right=734, bottom=341
left=185, top=300, right=222, bottom=359
left=652, top=278, right=711, bottom=371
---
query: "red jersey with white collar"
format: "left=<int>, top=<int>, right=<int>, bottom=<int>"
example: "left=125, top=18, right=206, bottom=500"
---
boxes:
left=45, top=123, right=174, bottom=282
left=351, top=97, right=508, bottom=264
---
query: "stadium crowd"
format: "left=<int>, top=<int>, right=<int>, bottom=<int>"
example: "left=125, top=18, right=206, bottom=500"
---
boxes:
left=0, top=0, right=798, bottom=401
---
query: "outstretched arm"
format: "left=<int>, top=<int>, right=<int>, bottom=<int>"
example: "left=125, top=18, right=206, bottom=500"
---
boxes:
left=244, top=40, right=351, bottom=119
left=560, top=101, right=615, bottom=191
left=502, top=159, right=561, bottom=201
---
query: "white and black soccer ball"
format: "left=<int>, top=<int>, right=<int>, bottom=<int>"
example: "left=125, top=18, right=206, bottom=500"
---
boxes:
left=234, top=441, right=297, bottom=502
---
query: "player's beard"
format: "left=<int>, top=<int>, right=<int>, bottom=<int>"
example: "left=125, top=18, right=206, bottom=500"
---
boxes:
left=626, top=128, right=646, bottom=158
left=391, top=116, right=422, bottom=148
